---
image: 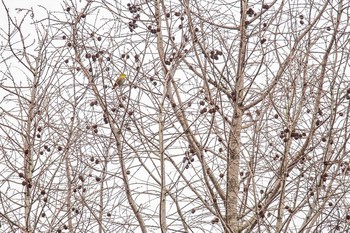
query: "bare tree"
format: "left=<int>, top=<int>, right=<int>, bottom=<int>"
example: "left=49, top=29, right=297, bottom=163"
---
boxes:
left=0, top=0, right=350, bottom=232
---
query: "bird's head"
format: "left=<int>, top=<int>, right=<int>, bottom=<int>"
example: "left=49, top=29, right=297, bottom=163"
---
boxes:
left=120, top=73, right=126, bottom=79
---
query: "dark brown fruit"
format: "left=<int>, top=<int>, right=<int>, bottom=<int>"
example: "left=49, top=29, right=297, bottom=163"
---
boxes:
left=247, top=8, right=254, bottom=15
left=200, top=108, right=207, bottom=114
left=79, top=175, right=85, bottom=182
left=259, top=210, right=265, bottom=218
left=262, top=4, right=269, bottom=9
left=211, top=217, right=219, bottom=224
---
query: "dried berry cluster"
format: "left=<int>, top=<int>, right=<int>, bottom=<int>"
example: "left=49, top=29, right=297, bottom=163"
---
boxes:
left=207, top=50, right=223, bottom=60
left=127, top=3, right=141, bottom=13
left=246, top=8, right=255, bottom=17
left=128, top=14, right=140, bottom=32
left=147, top=25, right=161, bottom=34
left=85, top=51, right=104, bottom=63
left=211, top=217, right=219, bottom=224
left=279, top=128, right=306, bottom=142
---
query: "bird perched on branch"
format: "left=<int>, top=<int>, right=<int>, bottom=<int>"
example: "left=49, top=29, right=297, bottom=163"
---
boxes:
left=113, top=73, right=127, bottom=88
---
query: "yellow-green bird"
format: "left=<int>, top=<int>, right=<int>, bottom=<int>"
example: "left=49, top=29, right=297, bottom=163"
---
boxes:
left=113, top=73, right=127, bottom=88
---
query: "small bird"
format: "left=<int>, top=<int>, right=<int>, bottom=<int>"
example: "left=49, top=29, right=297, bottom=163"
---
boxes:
left=113, top=73, right=127, bottom=88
